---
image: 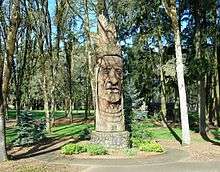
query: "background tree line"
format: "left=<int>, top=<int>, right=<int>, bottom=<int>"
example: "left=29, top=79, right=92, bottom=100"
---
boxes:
left=0, top=0, right=219, bottom=161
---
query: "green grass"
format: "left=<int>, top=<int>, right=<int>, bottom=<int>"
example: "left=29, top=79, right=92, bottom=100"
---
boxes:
left=210, top=128, right=220, bottom=142
left=6, top=127, right=18, bottom=144
left=7, top=110, right=94, bottom=120
left=49, top=123, right=94, bottom=138
left=148, top=127, right=182, bottom=140
left=6, top=123, right=94, bottom=145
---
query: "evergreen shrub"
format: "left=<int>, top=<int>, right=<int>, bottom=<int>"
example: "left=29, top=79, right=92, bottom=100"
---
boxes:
left=14, top=111, right=46, bottom=146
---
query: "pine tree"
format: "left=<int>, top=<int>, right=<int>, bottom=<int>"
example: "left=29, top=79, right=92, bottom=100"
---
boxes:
left=14, top=111, right=46, bottom=146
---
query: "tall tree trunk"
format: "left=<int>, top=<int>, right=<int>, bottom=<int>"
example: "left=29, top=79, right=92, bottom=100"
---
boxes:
left=83, top=0, right=96, bottom=108
left=64, top=40, right=73, bottom=121
left=163, top=0, right=191, bottom=145
left=0, top=40, right=6, bottom=162
left=14, top=26, right=29, bottom=124
left=193, top=1, right=207, bottom=135
left=43, top=74, right=50, bottom=133
left=215, top=0, right=220, bottom=127
left=0, top=104, right=6, bottom=161
left=0, top=0, right=20, bottom=161
left=158, top=32, right=167, bottom=127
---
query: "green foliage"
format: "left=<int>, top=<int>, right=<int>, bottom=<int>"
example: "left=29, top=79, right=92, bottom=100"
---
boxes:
left=188, top=112, right=199, bottom=132
left=131, top=121, right=152, bottom=141
left=131, top=120, right=164, bottom=153
left=14, top=111, right=46, bottom=146
left=85, top=144, right=107, bottom=155
left=61, top=143, right=107, bottom=156
left=79, top=127, right=91, bottom=140
left=61, top=144, right=86, bottom=155
left=138, top=140, right=164, bottom=153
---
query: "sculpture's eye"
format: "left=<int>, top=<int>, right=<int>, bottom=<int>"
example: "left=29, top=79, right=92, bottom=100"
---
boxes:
left=102, top=68, right=110, bottom=74
left=115, top=69, right=122, bottom=76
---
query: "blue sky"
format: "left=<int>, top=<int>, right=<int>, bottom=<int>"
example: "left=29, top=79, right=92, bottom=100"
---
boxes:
left=48, top=0, right=56, bottom=16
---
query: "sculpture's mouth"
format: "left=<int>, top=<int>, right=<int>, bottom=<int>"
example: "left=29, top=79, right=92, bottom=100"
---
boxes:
left=106, top=87, right=120, bottom=93
left=99, top=99, right=122, bottom=114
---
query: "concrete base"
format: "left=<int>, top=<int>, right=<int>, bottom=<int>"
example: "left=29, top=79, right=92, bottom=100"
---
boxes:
left=90, top=131, right=130, bottom=149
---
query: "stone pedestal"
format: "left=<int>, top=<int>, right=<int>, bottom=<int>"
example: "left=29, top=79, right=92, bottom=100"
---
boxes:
left=91, top=131, right=130, bottom=149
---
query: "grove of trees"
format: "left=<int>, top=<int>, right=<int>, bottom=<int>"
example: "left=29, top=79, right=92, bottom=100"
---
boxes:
left=0, top=0, right=219, bottom=161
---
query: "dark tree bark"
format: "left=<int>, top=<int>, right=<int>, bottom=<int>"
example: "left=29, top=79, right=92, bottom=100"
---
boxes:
left=0, top=0, right=20, bottom=161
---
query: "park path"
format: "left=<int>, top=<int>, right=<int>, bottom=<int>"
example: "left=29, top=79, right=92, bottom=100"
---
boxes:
left=84, top=161, right=220, bottom=172
left=34, top=147, right=220, bottom=172
left=8, top=134, right=220, bottom=172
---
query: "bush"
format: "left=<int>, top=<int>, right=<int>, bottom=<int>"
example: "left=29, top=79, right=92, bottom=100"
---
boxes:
left=131, top=137, right=142, bottom=147
left=14, top=111, right=46, bottom=146
left=86, top=144, right=107, bottom=155
left=79, top=127, right=91, bottom=140
left=138, top=140, right=164, bottom=153
left=131, top=121, right=152, bottom=141
left=61, top=144, right=86, bottom=155
left=61, top=143, right=107, bottom=155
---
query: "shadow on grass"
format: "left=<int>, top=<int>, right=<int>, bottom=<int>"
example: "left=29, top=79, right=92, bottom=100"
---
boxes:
left=200, top=131, right=220, bottom=146
left=9, top=123, right=93, bottom=160
left=161, top=115, right=182, bottom=144
left=165, top=123, right=182, bottom=144
left=10, top=137, right=80, bottom=160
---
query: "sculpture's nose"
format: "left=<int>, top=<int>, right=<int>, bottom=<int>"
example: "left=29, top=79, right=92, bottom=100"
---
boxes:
left=109, top=69, right=118, bottom=85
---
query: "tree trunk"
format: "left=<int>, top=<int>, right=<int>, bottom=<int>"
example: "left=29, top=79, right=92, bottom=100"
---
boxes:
left=193, top=3, right=207, bottom=135
left=199, top=78, right=207, bottom=134
left=0, top=106, right=7, bottom=161
left=158, top=32, right=167, bottom=127
left=83, top=0, right=96, bottom=108
left=174, top=28, right=190, bottom=145
left=50, top=88, right=55, bottom=127
left=215, top=0, right=220, bottom=127
left=0, top=0, right=20, bottom=161
left=163, top=0, right=191, bottom=145
left=43, top=74, right=50, bottom=133
left=0, top=50, right=6, bottom=160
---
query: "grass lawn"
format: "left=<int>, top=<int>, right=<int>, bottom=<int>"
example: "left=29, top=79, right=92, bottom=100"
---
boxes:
left=6, top=123, right=94, bottom=145
left=49, top=123, right=94, bottom=139
left=6, top=118, right=219, bottom=146
left=7, top=110, right=94, bottom=120
left=148, top=127, right=182, bottom=140
left=6, top=127, right=18, bottom=144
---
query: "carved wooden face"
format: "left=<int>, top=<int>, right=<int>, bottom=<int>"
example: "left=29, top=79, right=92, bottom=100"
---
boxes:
left=98, top=56, right=123, bottom=104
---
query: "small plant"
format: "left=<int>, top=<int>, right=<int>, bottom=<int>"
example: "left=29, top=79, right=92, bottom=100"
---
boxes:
left=61, top=143, right=86, bottom=155
left=123, top=148, right=138, bottom=156
left=86, top=144, right=107, bottom=155
left=131, top=137, right=142, bottom=147
left=61, top=143, right=107, bottom=155
left=138, top=140, right=164, bottom=153
left=79, top=127, right=91, bottom=140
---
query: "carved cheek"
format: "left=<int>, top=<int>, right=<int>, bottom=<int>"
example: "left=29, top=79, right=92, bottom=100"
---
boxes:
left=98, top=74, right=108, bottom=87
